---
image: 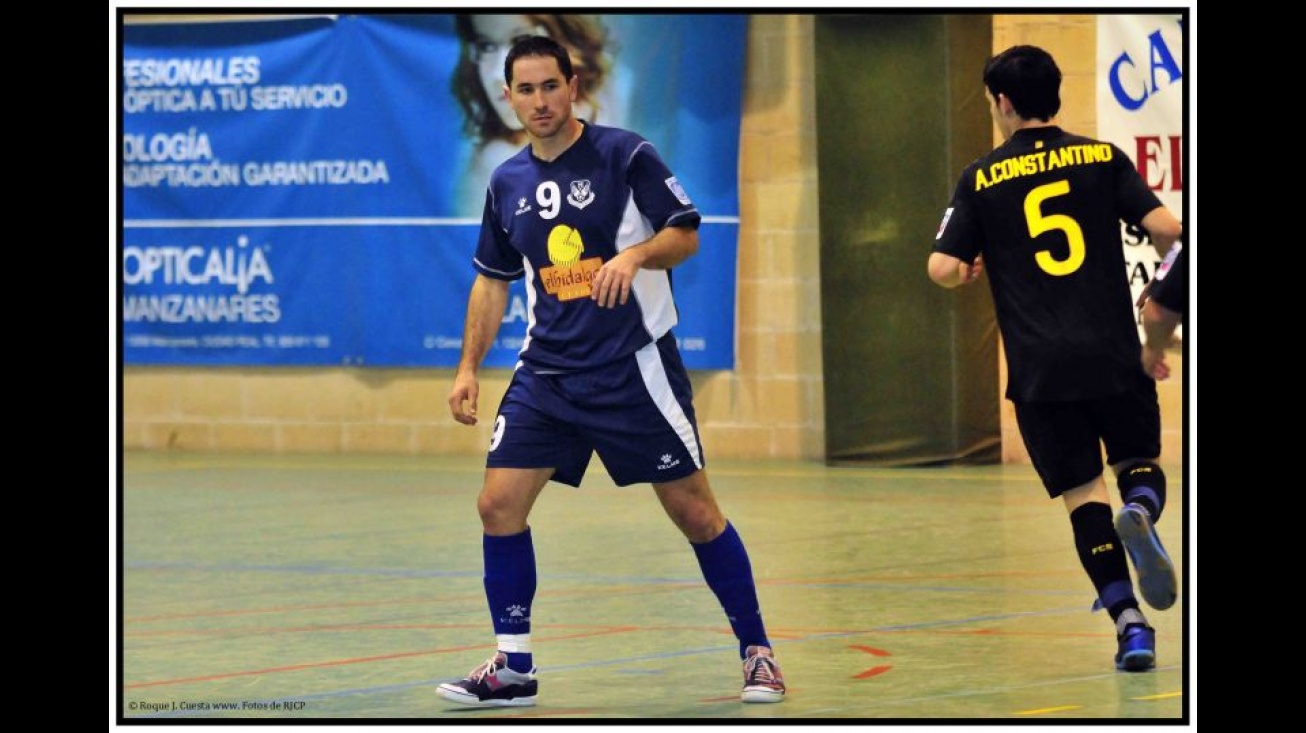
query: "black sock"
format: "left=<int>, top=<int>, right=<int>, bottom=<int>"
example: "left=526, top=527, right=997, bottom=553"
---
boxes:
left=1118, top=463, right=1167, bottom=523
left=1069, top=502, right=1138, bottom=622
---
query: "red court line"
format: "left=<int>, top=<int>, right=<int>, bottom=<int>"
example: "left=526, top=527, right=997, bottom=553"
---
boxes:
left=128, top=620, right=1147, bottom=644
left=853, top=665, right=892, bottom=679
left=125, top=622, right=492, bottom=638
left=126, top=621, right=806, bottom=646
left=124, top=627, right=637, bottom=690
left=849, top=645, right=891, bottom=657
left=849, top=644, right=894, bottom=679
left=126, top=596, right=462, bottom=624
left=619, top=624, right=803, bottom=640
left=749, top=623, right=1176, bottom=639
left=874, top=627, right=1137, bottom=639
left=126, top=621, right=640, bottom=639
left=761, top=568, right=1075, bottom=586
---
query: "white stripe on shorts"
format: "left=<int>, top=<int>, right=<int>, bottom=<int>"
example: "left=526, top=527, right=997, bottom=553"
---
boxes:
left=635, top=342, right=703, bottom=469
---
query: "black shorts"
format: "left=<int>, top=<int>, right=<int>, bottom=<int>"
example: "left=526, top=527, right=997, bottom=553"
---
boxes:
left=1013, top=374, right=1160, bottom=498
left=1148, top=243, right=1187, bottom=314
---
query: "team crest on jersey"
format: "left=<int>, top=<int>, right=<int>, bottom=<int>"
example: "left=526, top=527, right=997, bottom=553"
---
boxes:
left=567, top=179, right=595, bottom=209
left=665, top=176, right=691, bottom=205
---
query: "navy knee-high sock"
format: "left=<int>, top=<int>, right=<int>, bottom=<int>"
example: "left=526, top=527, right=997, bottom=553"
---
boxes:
left=692, top=521, right=771, bottom=659
left=483, top=528, right=536, bottom=672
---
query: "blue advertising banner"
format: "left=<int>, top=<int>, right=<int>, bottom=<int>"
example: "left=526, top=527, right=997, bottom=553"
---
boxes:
left=121, top=14, right=744, bottom=368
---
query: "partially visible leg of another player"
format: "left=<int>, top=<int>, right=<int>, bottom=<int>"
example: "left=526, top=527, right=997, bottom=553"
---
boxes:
left=655, top=470, right=786, bottom=703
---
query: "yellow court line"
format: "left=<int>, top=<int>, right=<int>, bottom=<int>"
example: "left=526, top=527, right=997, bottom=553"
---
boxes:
left=1015, top=705, right=1083, bottom=715
left=1132, top=691, right=1183, bottom=701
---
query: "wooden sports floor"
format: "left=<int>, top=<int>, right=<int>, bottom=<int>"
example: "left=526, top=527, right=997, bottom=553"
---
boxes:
left=116, top=451, right=1190, bottom=722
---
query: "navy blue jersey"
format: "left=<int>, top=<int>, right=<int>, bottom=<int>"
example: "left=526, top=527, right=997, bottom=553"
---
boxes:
left=474, top=122, right=702, bottom=371
left=934, top=127, right=1163, bottom=402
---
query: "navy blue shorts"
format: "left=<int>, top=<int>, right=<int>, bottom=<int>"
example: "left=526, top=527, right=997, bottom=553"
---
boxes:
left=1013, top=373, right=1160, bottom=498
left=486, top=335, right=705, bottom=487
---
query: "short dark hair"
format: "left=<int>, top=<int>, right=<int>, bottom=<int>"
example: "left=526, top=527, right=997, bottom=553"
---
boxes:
left=505, top=35, right=575, bottom=86
left=983, top=45, right=1062, bottom=122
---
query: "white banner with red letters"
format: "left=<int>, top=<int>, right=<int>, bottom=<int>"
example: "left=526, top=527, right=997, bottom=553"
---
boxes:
left=1096, top=14, right=1185, bottom=341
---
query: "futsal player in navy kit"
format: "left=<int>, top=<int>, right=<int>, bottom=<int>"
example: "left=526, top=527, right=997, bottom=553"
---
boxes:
left=437, top=36, right=784, bottom=707
left=929, top=46, right=1183, bottom=672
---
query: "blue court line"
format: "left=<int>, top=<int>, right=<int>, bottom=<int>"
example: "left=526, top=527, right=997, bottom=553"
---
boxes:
left=125, top=560, right=1091, bottom=600
left=130, top=604, right=1102, bottom=718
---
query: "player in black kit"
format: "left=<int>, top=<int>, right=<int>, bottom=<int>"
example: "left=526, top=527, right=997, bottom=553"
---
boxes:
left=929, top=45, right=1183, bottom=671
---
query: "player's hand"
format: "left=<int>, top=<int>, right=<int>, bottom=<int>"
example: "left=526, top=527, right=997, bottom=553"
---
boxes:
left=960, top=255, right=984, bottom=284
left=1135, top=283, right=1153, bottom=308
left=591, top=250, right=642, bottom=308
left=448, top=371, right=480, bottom=425
left=1141, top=344, right=1170, bottom=381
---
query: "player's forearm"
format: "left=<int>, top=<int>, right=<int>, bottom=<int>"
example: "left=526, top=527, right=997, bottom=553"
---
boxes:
left=457, top=275, right=509, bottom=375
left=1141, top=206, right=1182, bottom=259
left=927, top=252, right=964, bottom=288
left=1141, top=301, right=1182, bottom=351
left=627, top=225, right=699, bottom=269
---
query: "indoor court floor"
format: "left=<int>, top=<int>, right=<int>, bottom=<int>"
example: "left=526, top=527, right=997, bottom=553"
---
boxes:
left=116, top=450, right=1190, bottom=721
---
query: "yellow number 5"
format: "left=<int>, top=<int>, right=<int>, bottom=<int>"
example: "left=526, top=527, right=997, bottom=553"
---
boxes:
left=1024, top=180, right=1085, bottom=276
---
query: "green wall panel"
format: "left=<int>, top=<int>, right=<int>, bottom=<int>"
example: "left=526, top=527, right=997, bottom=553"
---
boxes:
left=816, top=14, right=1000, bottom=465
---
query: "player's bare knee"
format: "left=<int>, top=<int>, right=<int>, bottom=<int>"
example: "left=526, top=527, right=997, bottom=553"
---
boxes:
left=1060, top=477, right=1108, bottom=514
left=676, top=506, right=726, bottom=543
left=477, top=492, right=527, bottom=534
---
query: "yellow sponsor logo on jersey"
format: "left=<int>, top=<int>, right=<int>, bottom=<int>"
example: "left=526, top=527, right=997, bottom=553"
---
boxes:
left=975, top=143, right=1114, bottom=191
left=541, top=224, right=601, bottom=301
left=547, top=224, right=585, bottom=266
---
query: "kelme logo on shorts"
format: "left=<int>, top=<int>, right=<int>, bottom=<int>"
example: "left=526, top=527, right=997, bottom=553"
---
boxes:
left=657, top=453, right=681, bottom=471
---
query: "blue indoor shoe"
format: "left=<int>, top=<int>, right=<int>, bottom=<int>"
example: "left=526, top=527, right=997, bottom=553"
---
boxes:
left=1114, top=503, right=1177, bottom=610
left=1115, top=624, right=1156, bottom=672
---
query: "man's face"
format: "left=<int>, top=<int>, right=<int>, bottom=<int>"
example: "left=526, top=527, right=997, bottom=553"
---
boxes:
left=506, top=54, right=577, bottom=140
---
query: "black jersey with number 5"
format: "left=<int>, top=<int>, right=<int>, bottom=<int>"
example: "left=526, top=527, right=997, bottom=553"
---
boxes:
left=934, top=126, right=1163, bottom=402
